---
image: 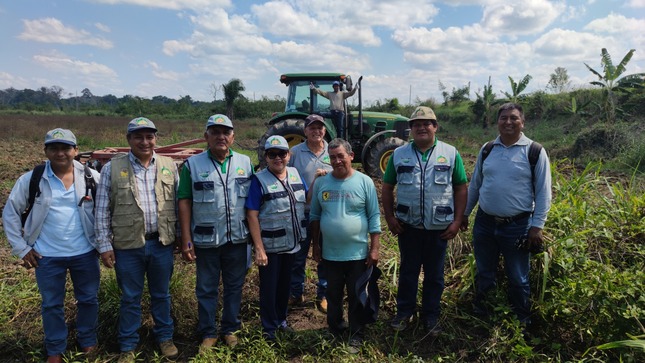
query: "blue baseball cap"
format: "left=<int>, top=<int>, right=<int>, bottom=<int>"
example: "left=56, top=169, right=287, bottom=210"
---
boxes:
left=45, top=128, right=77, bottom=146
left=127, top=117, right=158, bottom=133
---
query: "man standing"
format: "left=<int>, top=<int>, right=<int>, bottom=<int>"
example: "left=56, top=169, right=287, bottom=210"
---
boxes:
left=310, top=81, right=357, bottom=139
left=178, top=114, right=253, bottom=350
left=3, top=129, right=101, bottom=363
left=95, top=117, right=179, bottom=361
left=311, top=138, right=381, bottom=352
left=382, top=106, right=468, bottom=334
left=463, top=102, right=552, bottom=325
left=288, top=114, right=333, bottom=313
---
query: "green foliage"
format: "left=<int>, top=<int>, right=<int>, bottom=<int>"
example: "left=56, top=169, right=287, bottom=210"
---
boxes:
left=547, top=67, right=571, bottom=94
left=585, top=48, right=645, bottom=123
left=502, top=74, right=532, bottom=103
left=222, top=78, right=246, bottom=120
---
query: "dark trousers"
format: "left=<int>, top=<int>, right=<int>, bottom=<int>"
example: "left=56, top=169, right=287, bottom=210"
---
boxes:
left=259, top=252, right=296, bottom=339
left=395, top=227, right=447, bottom=323
left=324, top=259, right=366, bottom=335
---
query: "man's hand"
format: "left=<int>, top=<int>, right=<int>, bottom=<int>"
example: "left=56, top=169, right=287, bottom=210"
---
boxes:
left=385, top=215, right=404, bottom=235
left=254, top=248, right=268, bottom=267
left=100, top=251, right=115, bottom=268
left=309, top=82, right=315, bottom=90
left=460, top=216, right=469, bottom=231
left=527, top=226, right=544, bottom=252
left=312, top=242, right=322, bottom=263
left=439, top=221, right=461, bottom=240
left=21, top=249, right=42, bottom=269
left=366, top=247, right=379, bottom=267
left=181, top=241, right=196, bottom=262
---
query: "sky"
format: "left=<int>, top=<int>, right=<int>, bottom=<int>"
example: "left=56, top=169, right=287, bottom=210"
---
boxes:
left=1, top=0, right=644, bottom=106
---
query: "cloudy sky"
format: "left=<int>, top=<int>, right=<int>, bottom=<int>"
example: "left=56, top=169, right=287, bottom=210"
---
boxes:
left=1, top=0, right=644, bottom=105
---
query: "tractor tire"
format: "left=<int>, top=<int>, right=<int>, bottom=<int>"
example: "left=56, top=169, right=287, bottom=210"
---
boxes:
left=363, top=137, right=407, bottom=178
left=257, top=118, right=306, bottom=169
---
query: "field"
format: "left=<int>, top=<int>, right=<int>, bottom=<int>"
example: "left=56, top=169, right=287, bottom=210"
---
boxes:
left=0, top=114, right=643, bottom=362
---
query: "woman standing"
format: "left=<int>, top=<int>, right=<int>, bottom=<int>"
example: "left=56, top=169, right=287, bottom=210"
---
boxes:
left=245, top=135, right=308, bottom=341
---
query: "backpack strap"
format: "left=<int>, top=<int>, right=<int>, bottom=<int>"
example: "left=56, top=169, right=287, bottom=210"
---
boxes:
left=21, top=163, right=46, bottom=226
left=479, top=140, right=543, bottom=194
left=78, top=164, right=98, bottom=212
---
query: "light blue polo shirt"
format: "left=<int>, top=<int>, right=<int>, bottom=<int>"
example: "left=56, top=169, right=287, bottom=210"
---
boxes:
left=33, top=164, right=94, bottom=257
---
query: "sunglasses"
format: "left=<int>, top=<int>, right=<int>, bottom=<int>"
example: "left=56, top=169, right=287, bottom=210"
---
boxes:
left=267, top=151, right=288, bottom=159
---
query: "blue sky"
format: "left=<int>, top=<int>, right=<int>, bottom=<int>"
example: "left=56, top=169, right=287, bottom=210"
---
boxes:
left=1, top=0, right=643, bottom=106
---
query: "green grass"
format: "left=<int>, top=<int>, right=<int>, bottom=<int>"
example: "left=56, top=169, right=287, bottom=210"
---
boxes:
left=0, top=114, right=644, bottom=362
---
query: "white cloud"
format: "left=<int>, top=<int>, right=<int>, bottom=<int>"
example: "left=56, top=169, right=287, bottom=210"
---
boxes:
left=95, top=23, right=111, bottom=33
left=89, top=0, right=231, bottom=11
left=584, top=13, right=645, bottom=34
left=533, top=28, right=608, bottom=58
left=33, top=54, right=117, bottom=77
left=147, top=62, right=181, bottom=81
left=18, top=18, right=113, bottom=49
left=481, top=0, right=564, bottom=36
left=624, top=0, right=645, bottom=8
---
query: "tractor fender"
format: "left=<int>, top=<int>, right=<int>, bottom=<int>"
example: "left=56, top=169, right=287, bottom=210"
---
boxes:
left=361, top=130, right=398, bottom=162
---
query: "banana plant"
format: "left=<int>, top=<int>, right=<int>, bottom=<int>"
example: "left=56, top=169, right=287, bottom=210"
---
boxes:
left=584, top=48, right=645, bottom=123
left=502, top=74, right=532, bottom=103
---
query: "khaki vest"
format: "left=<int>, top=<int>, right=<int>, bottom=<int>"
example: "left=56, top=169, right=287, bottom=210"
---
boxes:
left=109, top=153, right=177, bottom=249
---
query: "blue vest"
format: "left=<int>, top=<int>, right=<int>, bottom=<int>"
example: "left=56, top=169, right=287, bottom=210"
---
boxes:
left=186, top=151, right=253, bottom=247
left=255, top=167, right=307, bottom=253
left=392, top=141, right=456, bottom=230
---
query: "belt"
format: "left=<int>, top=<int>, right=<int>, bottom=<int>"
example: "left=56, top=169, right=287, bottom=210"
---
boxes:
left=482, top=211, right=532, bottom=225
left=144, top=231, right=160, bottom=240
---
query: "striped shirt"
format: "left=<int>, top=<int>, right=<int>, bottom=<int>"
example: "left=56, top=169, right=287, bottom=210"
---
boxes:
left=95, top=152, right=176, bottom=252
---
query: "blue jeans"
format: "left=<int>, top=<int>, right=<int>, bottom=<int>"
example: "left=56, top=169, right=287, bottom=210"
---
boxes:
left=472, top=209, right=531, bottom=322
left=290, top=217, right=327, bottom=299
left=395, top=227, right=447, bottom=323
left=114, top=238, right=174, bottom=352
left=195, top=242, right=247, bottom=338
left=259, top=252, right=295, bottom=339
left=35, top=250, right=100, bottom=356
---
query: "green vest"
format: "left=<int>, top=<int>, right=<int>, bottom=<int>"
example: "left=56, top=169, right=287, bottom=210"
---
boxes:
left=109, top=153, right=177, bottom=249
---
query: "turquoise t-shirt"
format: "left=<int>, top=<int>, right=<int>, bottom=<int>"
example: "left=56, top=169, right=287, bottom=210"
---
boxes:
left=309, top=171, right=381, bottom=261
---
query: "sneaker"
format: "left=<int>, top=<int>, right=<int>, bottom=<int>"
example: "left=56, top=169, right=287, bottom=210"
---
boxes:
left=289, top=295, right=305, bottom=307
left=347, top=336, right=362, bottom=354
left=199, top=337, right=218, bottom=354
left=223, top=334, right=238, bottom=348
left=424, top=320, right=442, bottom=336
left=390, top=315, right=411, bottom=331
left=117, top=351, right=136, bottom=363
left=316, top=297, right=328, bottom=313
left=159, top=339, right=178, bottom=358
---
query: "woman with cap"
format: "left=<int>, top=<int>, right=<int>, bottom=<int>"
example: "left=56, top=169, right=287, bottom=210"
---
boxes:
left=245, top=135, right=308, bottom=341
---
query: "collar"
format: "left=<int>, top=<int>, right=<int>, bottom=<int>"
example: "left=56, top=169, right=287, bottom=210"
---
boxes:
left=128, top=151, right=156, bottom=166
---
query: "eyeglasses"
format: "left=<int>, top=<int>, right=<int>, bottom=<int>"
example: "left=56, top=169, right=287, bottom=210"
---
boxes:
left=267, top=151, right=288, bottom=159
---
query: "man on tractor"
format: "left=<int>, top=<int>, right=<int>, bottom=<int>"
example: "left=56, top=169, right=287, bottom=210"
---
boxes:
left=310, top=80, right=357, bottom=139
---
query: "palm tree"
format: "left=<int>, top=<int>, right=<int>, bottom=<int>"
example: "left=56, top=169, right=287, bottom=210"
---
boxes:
left=222, top=78, right=245, bottom=119
left=475, top=76, right=497, bottom=127
left=584, top=48, right=644, bottom=123
left=502, top=74, right=532, bottom=103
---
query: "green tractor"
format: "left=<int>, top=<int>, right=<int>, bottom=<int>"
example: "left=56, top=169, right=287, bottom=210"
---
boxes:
left=257, top=73, right=409, bottom=177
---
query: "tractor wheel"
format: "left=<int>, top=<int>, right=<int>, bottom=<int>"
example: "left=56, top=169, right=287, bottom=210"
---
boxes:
left=363, top=137, right=407, bottom=178
left=257, top=118, right=306, bottom=169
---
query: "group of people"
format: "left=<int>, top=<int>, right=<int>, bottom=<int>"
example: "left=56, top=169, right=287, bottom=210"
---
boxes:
left=2, top=102, right=551, bottom=362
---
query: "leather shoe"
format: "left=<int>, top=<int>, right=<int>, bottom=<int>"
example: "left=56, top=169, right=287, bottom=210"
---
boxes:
left=47, top=356, right=62, bottom=363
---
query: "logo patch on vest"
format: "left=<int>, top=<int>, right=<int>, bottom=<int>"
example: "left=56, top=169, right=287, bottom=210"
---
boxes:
left=161, top=166, right=172, bottom=175
left=289, top=174, right=298, bottom=182
left=236, top=167, right=246, bottom=176
left=323, top=156, right=331, bottom=164
left=269, top=183, right=279, bottom=191
left=199, top=172, right=209, bottom=179
left=120, top=168, right=128, bottom=178
left=436, top=155, right=447, bottom=163
left=401, top=158, right=411, bottom=163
